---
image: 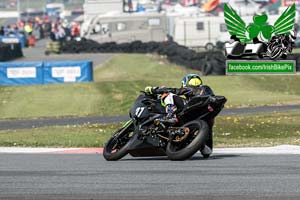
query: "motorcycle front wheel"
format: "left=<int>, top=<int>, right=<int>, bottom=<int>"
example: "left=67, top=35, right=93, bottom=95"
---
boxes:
left=103, top=121, right=134, bottom=161
left=166, top=120, right=209, bottom=161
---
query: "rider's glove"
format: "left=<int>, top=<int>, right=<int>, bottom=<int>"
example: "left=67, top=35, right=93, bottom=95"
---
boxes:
left=145, top=86, right=154, bottom=95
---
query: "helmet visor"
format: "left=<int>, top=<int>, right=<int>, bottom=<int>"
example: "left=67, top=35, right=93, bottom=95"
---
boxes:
left=188, top=77, right=202, bottom=86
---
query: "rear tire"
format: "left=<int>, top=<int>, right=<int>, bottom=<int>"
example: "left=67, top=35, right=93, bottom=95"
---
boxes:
left=103, top=122, right=134, bottom=161
left=201, top=120, right=214, bottom=158
left=166, top=120, right=209, bottom=161
left=201, top=133, right=213, bottom=158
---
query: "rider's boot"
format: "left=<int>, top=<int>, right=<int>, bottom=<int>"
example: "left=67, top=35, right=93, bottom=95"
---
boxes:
left=160, top=104, right=178, bottom=124
left=201, top=145, right=212, bottom=156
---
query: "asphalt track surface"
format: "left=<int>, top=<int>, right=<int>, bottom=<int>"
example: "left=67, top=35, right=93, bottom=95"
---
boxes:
left=0, top=153, right=300, bottom=200
left=1, top=104, right=300, bottom=130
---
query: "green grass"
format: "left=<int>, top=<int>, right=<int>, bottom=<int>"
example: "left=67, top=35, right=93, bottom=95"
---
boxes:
left=0, top=124, right=119, bottom=147
left=214, top=111, right=300, bottom=147
left=1, top=111, right=300, bottom=147
left=1, top=54, right=300, bottom=119
left=93, top=54, right=196, bottom=82
left=292, top=48, right=300, bottom=53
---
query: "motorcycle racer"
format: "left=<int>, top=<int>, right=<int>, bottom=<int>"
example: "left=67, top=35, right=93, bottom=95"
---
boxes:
left=103, top=73, right=226, bottom=160
left=145, top=74, right=215, bottom=156
left=145, top=74, right=214, bottom=123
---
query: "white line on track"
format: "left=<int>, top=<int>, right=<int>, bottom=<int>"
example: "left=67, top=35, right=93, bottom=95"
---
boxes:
left=1, top=145, right=300, bottom=154
left=213, top=145, right=300, bottom=155
left=0, top=147, right=82, bottom=154
left=0, top=147, right=103, bottom=154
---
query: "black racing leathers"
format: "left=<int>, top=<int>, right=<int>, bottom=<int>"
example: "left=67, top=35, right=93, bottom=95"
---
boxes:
left=153, top=85, right=214, bottom=100
left=152, top=85, right=214, bottom=113
left=153, top=85, right=215, bottom=149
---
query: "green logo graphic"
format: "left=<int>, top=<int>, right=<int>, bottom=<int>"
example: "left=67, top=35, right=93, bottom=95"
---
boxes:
left=224, top=3, right=296, bottom=43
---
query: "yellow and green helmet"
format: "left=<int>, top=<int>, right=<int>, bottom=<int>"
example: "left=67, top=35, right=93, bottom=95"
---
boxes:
left=181, top=74, right=202, bottom=87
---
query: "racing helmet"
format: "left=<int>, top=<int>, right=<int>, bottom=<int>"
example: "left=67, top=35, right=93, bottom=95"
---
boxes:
left=181, top=74, right=202, bottom=87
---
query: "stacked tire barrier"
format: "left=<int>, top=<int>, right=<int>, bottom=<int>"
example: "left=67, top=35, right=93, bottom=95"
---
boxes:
left=61, top=39, right=300, bottom=74
left=61, top=39, right=226, bottom=75
left=45, top=41, right=61, bottom=55
left=0, top=43, right=23, bottom=61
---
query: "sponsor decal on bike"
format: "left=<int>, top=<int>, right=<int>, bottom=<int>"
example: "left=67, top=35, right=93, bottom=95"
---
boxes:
left=135, top=107, right=145, bottom=118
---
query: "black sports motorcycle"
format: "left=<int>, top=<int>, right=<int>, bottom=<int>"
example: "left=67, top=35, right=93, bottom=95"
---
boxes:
left=103, top=91, right=226, bottom=161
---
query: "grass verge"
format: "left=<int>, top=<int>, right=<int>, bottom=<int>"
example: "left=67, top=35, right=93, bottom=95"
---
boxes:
left=0, top=124, right=120, bottom=148
left=214, top=111, right=300, bottom=147
left=1, top=54, right=300, bottom=119
left=1, top=111, right=300, bottom=148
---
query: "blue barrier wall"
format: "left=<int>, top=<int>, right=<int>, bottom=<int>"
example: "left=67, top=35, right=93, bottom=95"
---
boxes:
left=0, top=35, right=26, bottom=48
left=44, top=61, right=93, bottom=84
left=0, top=62, right=43, bottom=85
left=0, top=61, right=93, bottom=86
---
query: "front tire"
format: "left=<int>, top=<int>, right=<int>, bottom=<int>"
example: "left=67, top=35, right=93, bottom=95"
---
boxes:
left=166, top=120, right=209, bottom=161
left=103, top=122, right=134, bottom=161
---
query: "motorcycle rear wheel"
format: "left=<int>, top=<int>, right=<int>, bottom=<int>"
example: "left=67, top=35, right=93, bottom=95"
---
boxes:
left=166, top=120, right=209, bottom=161
left=103, top=122, right=134, bottom=161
